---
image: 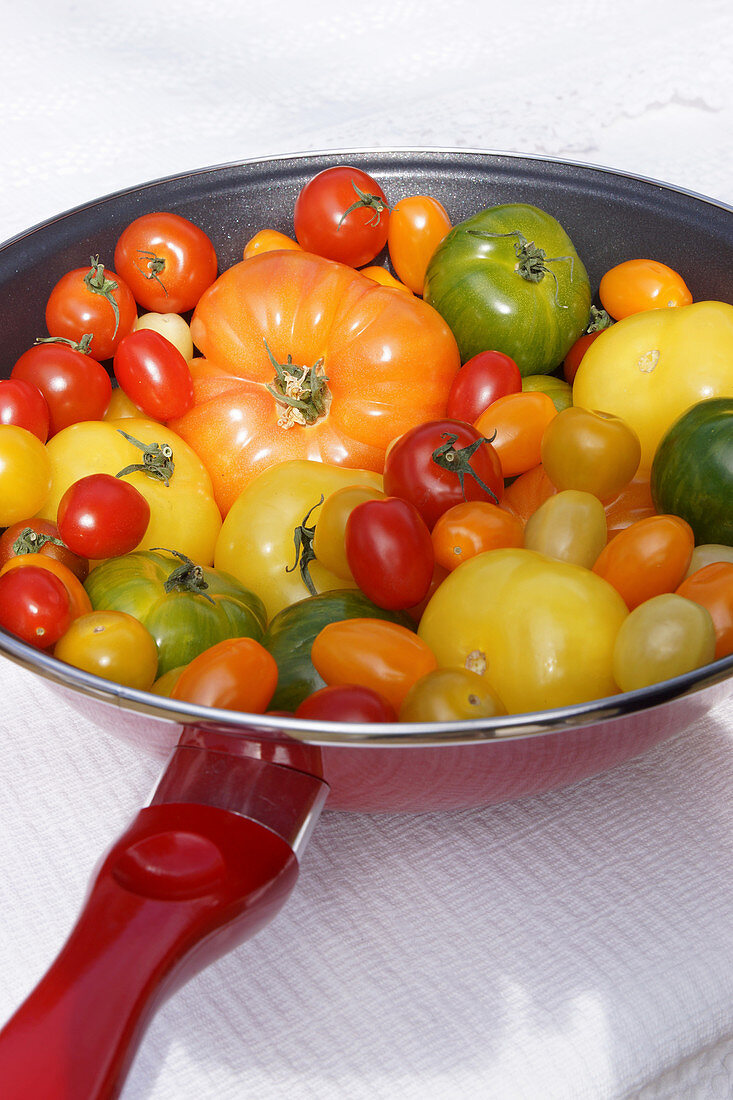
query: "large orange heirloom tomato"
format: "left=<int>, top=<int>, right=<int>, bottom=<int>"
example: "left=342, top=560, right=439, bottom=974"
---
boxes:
left=169, top=250, right=461, bottom=514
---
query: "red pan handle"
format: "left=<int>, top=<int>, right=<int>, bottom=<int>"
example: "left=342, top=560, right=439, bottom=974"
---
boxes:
left=0, top=739, right=328, bottom=1100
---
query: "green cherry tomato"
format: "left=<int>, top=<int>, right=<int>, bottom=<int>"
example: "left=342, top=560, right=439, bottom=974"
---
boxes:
left=424, top=203, right=591, bottom=375
left=612, top=593, right=716, bottom=693
left=523, top=490, right=608, bottom=569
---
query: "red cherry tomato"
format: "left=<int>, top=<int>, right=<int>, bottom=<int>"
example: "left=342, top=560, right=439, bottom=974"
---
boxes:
left=113, top=329, right=195, bottom=419
left=11, top=340, right=112, bottom=435
left=56, top=473, right=151, bottom=559
left=293, top=166, right=390, bottom=267
left=295, top=683, right=397, bottom=723
left=563, top=331, right=603, bottom=384
left=345, top=497, right=435, bottom=610
left=114, top=211, right=218, bottom=313
left=0, top=518, right=89, bottom=581
left=383, top=418, right=504, bottom=530
left=0, top=377, right=50, bottom=441
left=446, top=350, right=522, bottom=422
left=0, top=565, right=72, bottom=649
left=45, top=258, right=137, bottom=361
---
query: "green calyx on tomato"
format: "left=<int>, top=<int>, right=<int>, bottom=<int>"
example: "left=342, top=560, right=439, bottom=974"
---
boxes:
left=83, top=256, right=122, bottom=339
left=115, top=428, right=175, bottom=486
left=263, top=340, right=330, bottom=427
left=286, top=495, right=325, bottom=597
left=85, top=549, right=267, bottom=676
left=585, top=305, right=613, bottom=333
left=33, top=333, right=94, bottom=355
left=424, top=203, right=591, bottom=376
left=431, top=433, right=500, bottom=503
left=337, top=181, right=388, bottom=230
left=12, top=526, right=66, bottom=556
left=155, top=547, right=215, bottom=604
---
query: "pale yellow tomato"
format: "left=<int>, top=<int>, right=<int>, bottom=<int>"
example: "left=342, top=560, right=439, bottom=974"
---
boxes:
left=37, top=418, right=222, bottom=564
left=572, top=301, right=733, bottom=472
left=134, top=311, right=194, bottom=360
left=418, top=548, right=628, bottom=714
left=215, top=459, right=383, bottom=620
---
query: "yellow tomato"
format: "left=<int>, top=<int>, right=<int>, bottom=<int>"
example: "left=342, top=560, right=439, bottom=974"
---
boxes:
left=573, top=301, right=733, bottom=472
left=38, top=418, right=222, bottom=564
left=418, top=548, right=628, bottom=714
left=215, top=459, right=383, bottom=620
left=243, top=229, right=303, bottom=259
left=0, top=425, right=51, bottom=526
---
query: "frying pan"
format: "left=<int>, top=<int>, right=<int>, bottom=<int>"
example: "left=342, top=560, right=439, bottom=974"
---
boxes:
left=0, top=149, right=731, bottom=1099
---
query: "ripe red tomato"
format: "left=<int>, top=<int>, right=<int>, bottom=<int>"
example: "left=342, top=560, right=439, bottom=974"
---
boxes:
left=563, top=331, right=603, bottom=384
left=446, top=350, right=522, bottom=422
left=45, top=258, right=137, bottom=361
left=293, top=166, right=390, bottom=267
left=11, top=340, right=112, bottom=434
left=295, top=684, right=397, bottom=722
left=0, top=518, right=89, bottom=581
left=383, top=418, right=504, bottom=529
left=0, top=378, right=50, bottom=441
left=114, top=211, right=218, bottom=313
left=57, top=473, right=151, bottom=559
left=344, top=496, right=434, bottom=610
left=0, top=565, right=72, bottom=649
left=113, top=329, right=195, bottom=419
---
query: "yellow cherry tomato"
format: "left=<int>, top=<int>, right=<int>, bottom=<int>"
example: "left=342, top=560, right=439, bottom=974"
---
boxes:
left=215, top=459, right=383, bottom=620
left=540, top=406, right=641, bottom=501
left=572, top=301, right=733, bottom=472
left=54, top=610, right=159, bottom=690
left=312, top=484, right=386, bottom=580
left=399, top=667, right=506, bottom=723
left=134, top=312, right=194, bottom=360
left=0, top=425, right=52, bottom=526
left=418, top=548, right=628, bottom=714
left=37, top=418, right=222, bottom=565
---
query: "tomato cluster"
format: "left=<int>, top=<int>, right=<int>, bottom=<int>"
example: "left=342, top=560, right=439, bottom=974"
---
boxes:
left=0, top=165, right=732, bottom=724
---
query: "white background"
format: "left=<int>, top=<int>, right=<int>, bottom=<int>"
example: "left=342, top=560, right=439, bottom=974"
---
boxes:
left=1, top=2, right=732, bottom=1098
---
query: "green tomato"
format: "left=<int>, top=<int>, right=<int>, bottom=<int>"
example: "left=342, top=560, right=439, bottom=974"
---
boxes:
left=521, top=373, right=573, bottom=412
left=612, top=593, right=716, bottom=692
left=263, top=589, right=413, bottom=713
left=651, top=397, right=733, bottom=546
left=423, top=203, right=591, bottom=376
left=84, top=549, right=267, bottom=676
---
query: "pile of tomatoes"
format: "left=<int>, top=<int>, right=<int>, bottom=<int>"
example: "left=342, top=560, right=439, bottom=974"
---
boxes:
left=0, top=163, right=732, bottom=725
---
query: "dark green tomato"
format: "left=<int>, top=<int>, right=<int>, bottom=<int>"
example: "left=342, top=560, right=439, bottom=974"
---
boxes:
left=651, top=397, right=733, bottom=546
left=263, top=589, right=413, bottom=713
left=423, top=203, right=591, bottom=376
left=84, top=549, right=267, bottom=676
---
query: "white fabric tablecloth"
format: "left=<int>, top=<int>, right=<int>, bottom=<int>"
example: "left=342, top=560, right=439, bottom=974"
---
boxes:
left=1, top=3, right=732, bottom=1098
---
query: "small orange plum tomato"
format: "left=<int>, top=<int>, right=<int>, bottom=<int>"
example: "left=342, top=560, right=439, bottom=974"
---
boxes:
left=599, top=258, right=692, bottom=320
left=243, top=229, right=303, bottom=260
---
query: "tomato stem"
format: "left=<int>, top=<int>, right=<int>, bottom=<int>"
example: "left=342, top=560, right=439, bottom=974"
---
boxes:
left=286, top=496, right=324, bottom=596
left=115, top=429, right=175, bottom=486
left=33, top=333, right=94, bottom=354
left=153, top=547, right=215, bottom=604
left=263, top=339, right=330, bottom=428
left=133, top=248, right=168, bottom=297
left=467, top=229, right=575, bottom=306
left=431, top=433, right=500, bottom=503
left=83, top=256, right=121, bottom=338
left=585, top=305, right=613, bottom=333
left=11, top=527, right=66, bottom=556
left=337, top=181, right=388, bottom=230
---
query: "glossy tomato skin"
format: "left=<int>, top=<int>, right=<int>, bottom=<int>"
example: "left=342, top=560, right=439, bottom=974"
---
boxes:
left=84, top=549, right=267, bottom=676
left=541, top=406, right=642, bottom=501
left=599, top=258, right=692, bottom=319
left=592, top=514, right=694, bottom=610
left=45, top=260, right=137, bottom=362
left=179, top=251, right=460, bottom=511
left=344, top=497, right=434, bottom=610
left=0, top=378, right=50, bottom=441
left=383, top=418, right=504, bottom=530
left=171, top=637, right=278, bottom=713
left=54, top=610, right=159, bottom=690
left=0, top=425, right=52, bottom=527
left=295, top=684, right=397, bottom=723
left=387, top=195, right=452, bottom=293
left=114, top=211, right=218, bottom=314
left=0, top=565, right=72, bottom=650
left=11, top=342, right=112, bottom=435
left=0, top=517, right=89, bottom=581
left=293, top=166, right=390, bottom=267
left=262, top=588, right=414, bottom=713
left=446, top=350, right=522, bottom=422
left=424, top=203, right=591, bottom=374
left=676, top=562, right=733, bottom=660
left=113, top=329, right=195, bottom=420
left=474, top=391, right=557, bottom=479
left=651, top=397, right=733, bottom=546
left=57, top=473, right=151, bottom=559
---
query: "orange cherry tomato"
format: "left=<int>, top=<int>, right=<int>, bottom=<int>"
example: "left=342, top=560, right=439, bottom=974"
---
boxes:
left=0, top=552, right=92, bottom=620
left=310, top=618, right=437, bottom=711
left=599, top=259, right=692, bottom=320
left=604, top=476, right=657, bottom=539
left=474, top=391, right=557, bottom=478
left=243, top=229, right=303, bottom=260
left=359, top=266, right=413, bottom=294
left=592, top=514, right=694, bottom=609
left=676, top=562, right=733, bottom=659
left=171, top=637, right=278, bottom=712
left=431, top=500, right=524, bottom=571
left=387, top=195, right=452, bottom=294
left=500, top=463, right=557, bottom=524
